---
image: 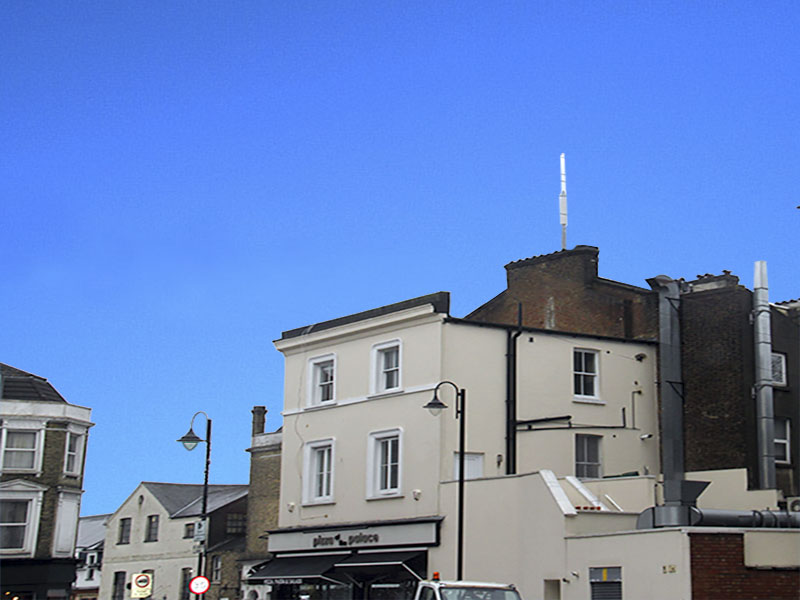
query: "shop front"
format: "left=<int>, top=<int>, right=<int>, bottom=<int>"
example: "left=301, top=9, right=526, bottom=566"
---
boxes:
left=247, top=517, right=441, bottom=600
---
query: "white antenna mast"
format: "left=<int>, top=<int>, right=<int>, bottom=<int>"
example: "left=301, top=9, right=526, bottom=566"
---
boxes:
left=559, top=153, right=568, bottom=250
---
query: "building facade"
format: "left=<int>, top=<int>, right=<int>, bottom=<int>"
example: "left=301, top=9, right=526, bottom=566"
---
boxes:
left=255, top=246, right=799, bottom=599
left=0, top=363, right=93, bottom=600
left=99, top=482, right=248, bottom=600
left=71, top=514, right=110, bottom=600
left=240, top=407, right=282, bottom=600
left=254, top=291, right=661, bottom=599
left=469, top=247, right=799, bottom=502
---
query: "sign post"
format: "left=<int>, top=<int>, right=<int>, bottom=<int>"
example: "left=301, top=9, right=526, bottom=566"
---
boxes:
left=131, top=573, right=153, bottom=599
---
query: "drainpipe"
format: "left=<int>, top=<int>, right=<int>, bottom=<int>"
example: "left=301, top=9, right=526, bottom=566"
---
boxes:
left=505, top=304, right=523, bottom=475
left=753, top=261, right=776, bottom=489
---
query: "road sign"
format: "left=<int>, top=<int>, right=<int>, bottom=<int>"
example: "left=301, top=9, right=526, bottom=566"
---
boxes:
left=193, top=519, right=206, bottom=542
left=189, top=575, right=211, bottom=595
left=131, top=573, right=153, bottom=598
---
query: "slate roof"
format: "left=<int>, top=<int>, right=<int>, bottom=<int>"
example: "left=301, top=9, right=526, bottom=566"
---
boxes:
left=0, top=363, right=66, bottom=403
left=143, top=482, right=248, bottom=518
left=76, top=514, right=111, bottom=549
left=280, top=292, right=450, bottom=340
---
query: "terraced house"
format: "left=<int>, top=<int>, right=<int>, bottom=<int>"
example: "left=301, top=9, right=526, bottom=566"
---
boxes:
left=0, top=363, right=93, bottom=600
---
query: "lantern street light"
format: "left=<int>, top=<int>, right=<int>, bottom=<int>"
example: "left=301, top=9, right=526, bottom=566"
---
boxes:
left=423, top=381, right=467, bottom=580
left=177, top=411, right=212, bottom=589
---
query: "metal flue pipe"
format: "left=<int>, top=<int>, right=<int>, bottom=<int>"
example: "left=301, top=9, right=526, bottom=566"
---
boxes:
left=753, top=261, right=776, bottom=490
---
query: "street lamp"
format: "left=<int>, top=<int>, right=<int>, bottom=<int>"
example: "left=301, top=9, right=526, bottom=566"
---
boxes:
left=423, top=381, right=467, bottom=580
left=177, top=411, right=212, bottom=586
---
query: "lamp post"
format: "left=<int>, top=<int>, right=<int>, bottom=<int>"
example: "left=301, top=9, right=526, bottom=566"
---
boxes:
left=177, top=411, right=212, bottom=586
left=423, top=381, right=466, bottom=580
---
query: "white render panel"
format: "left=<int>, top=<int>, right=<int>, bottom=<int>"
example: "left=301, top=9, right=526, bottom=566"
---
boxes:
left=440, top=323, right=659, bottom=480
left=52, top=490, right=81, bottom=556
left=277, top=311, right=445, bottom=529
left=1, top=399, right=93, bottom=426
left=744, top=530, right=800, bottom=568
left=565, top=529, right=692, bottom=600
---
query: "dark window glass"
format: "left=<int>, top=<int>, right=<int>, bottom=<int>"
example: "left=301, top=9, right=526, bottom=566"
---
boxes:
left=117, top=518, right=131, bottom=544
left=112, top=572, right=126, bottom=600
left=145, top=515, right=159, bottom=542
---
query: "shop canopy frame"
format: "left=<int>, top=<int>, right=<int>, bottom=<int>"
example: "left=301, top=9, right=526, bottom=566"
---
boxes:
left=247, top=554, right=348, bottom=586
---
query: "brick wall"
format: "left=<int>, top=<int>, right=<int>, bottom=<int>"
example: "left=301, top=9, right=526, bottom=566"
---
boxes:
left=10, top=420, right=83, bottom=559
left=681, top=287, right=756, bottom=480
left=468, top=246, right=658, bottom=340
left=207, top=546, right=245, bottom=600
left=690, top=533, right=800, bottom=599
left=244, top=441, right=281, bottom=558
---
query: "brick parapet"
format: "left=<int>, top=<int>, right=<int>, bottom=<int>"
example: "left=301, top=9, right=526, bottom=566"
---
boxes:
left=469, top=246, right=658, bottom=339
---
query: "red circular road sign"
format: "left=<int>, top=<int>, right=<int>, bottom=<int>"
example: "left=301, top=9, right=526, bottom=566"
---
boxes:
left=189, top=576, right=211, bottom=595
left=134, top=574, right=152, bottom=588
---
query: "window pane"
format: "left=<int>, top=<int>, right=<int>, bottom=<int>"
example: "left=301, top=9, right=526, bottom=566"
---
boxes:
left=772, top=353, right=786, bottom=384
left=3, top=432, right=37, bottom=469
left=0, top=525, right=25, bottom=548
left=775, top=441, right=787, bottom=462
left=7, top=432, right=36, bottom=449
left=316, top=361, right=335, bottom=402
left=383, top=348, right=398, bottom=369
left=385, top=369, right=398, bottom=389
left=389, top=437, right=399, bottom=488
left=0, top=500, right=28, bottom=523
left=315, top=446, right=331, bottom=497
left=584, top=352, right=596, bottom=373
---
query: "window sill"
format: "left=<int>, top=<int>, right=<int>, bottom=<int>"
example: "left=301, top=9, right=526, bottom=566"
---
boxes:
left=573, top=397, right=605, bottom=405
left=302, top=499, right=335, bottom=507
left=0, top=549, right=34, bottom=557
left=303, top=402, right=338, bottom=412
left=367, top=389, right=404, bottom=400
left=366, top=494, right=403, bottom=502
left=0, top=469, right=41, bottom=476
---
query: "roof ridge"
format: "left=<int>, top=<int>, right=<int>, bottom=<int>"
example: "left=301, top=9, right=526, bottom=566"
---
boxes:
left=505, top=245, right=598, bottom=270
left=0, top=363, right=49, bottom=380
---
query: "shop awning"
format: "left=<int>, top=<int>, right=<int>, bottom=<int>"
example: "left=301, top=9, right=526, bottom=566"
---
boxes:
left=333, top=551, right=425, bottom=579
left=248, top=554, right=347, bottom=585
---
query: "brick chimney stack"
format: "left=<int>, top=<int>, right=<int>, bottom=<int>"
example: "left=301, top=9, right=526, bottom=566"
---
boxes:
left=252, top=406, right=266, bottom=435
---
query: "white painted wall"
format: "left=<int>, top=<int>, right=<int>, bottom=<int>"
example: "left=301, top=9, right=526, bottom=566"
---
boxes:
left=441, top=323, right=659, bottom=481
left=565, top=529, right=692, bottom=600
left=275, top=307, right=446, bottom=528
left=688, top=468, right=782, bottom=510
left=100, top=484, right=197, bottom=600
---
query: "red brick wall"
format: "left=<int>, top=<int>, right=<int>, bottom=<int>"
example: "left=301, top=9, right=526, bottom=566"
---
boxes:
left=467, top=246, right=658, bottom=340
left=690, top=533, right=800, bottom=599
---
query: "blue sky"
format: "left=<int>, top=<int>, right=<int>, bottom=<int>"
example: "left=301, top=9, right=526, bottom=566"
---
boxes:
left=2, top=2, right=797, bottom=516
